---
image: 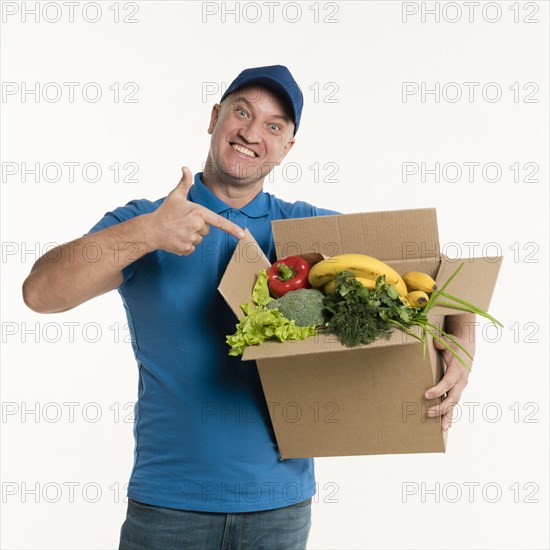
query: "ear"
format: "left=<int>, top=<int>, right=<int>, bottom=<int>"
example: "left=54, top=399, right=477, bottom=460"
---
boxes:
left=207, top=103, right=221, bottom=135
left=275, top=137, right=296, bottom=165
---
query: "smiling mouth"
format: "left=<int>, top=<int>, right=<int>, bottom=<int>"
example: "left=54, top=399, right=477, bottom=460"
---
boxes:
left=230, top=143, right=258, bottom=158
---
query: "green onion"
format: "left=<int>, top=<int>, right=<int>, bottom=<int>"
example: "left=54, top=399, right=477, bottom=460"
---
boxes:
left=425, top=321, right=473, bottom=360
left=423, top=262, right=465, bottom=314
left=438, top=291, right=503, bottom=327
left=426, top=328, right=472, bottom=372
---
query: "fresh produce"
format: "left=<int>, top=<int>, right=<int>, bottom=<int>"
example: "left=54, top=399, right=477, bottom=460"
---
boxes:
left=322, top=271, right=411, bottom=347
left=226, top=255, right=502, bottom=372
left=403, top=271, right=438, bottom=294
left=406, top=290, right=429, bottom=308
left=226, top=270, right=315, bottom=356
left=308, top=254, right=408, bottom=297
left=324, top=276, right=376, bottom=294
left=267, top=256, right=311, bottom=298
left=266, top=288, right=327, bottom=327
left=321, top=263, right=502, bottom=371
left=403, top=263, right=503, bottom=370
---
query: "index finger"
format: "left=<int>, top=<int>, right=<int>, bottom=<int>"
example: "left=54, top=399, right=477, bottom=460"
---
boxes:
left=424, top=374, right=455, bottom=400
left=196, top=204, right=246, bottom=239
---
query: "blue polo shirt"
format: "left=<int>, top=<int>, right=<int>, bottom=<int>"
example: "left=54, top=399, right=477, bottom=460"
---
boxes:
left=86, top=172, right=340, bottom=512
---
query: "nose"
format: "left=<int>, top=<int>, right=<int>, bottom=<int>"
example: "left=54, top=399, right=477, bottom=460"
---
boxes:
left=238, top=118, right=262, bottom=144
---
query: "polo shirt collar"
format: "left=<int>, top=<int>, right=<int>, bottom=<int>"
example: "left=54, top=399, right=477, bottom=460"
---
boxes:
left=188, top=172, right=270, bottom=218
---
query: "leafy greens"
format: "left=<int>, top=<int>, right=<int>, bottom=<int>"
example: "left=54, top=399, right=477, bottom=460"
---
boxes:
left=323, top=271, right=418, bottom=347
left=226, top=269, right=315, bottom=356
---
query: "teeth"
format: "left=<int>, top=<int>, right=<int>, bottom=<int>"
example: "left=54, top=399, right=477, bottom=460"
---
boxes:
left=231, top=143, right=256, bottom=158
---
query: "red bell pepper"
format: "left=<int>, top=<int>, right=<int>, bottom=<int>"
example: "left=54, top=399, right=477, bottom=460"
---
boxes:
left=267, top=256, right=311, bottom=298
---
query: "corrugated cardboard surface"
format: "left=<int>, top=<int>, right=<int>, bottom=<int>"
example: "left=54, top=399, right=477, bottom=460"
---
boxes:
left=257, top=342, right=446, bottom=458
left=433, top=255, right=503, bottom=315
left=389, top=256, right=441, bottom=279
left=272, top=208, right=440, bottom=262
left=242, top=324, right=423, bottom=361
left=218, top=229, right=270, bottom=320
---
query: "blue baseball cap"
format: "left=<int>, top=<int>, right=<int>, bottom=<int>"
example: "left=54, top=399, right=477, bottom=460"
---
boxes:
left=220, top=65, right=304, bottom=136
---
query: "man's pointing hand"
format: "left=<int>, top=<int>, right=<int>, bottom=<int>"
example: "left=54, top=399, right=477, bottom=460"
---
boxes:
left=149, top=166, right=246, bottom=256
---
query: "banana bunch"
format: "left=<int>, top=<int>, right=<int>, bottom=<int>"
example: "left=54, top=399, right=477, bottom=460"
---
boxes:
left=402, top=271, right=438, bottom=308
left=308, top=254, right=408, bottom=297
left=309, top=254, right=440, bottom=309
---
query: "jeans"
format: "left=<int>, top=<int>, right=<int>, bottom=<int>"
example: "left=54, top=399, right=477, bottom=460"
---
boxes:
left=119, top=497, right=312, bottom=550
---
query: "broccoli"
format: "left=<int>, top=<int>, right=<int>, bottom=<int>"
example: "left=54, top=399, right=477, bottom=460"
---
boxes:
left=266, top=288, right=328, bottom=327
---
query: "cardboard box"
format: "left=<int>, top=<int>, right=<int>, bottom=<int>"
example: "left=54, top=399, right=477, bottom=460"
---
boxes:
left=218, top=208, right=502, bottom=459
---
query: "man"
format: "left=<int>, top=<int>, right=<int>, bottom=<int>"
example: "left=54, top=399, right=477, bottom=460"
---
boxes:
left=22, top=65, right=473, bottom=549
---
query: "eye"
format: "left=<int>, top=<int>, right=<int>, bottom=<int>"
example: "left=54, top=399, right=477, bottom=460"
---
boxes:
left=269, top=123, right=280, bottom=131
left=236, top=108, right=248, bottom=117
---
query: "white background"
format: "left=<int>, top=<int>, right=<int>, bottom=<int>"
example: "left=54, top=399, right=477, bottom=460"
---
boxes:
left=1, top=1, right=548, bottom=548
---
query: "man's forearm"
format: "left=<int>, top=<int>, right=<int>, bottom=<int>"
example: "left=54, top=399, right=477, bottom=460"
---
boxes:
left=22, top=213, right=157, bottom=314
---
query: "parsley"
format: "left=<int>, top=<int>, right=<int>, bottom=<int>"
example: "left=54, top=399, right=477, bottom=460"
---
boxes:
left=322, top=271, right=418, bottom=347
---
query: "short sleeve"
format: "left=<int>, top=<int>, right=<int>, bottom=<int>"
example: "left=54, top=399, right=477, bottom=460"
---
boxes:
left=84, top=198, right=160, bottom=286
left=289, top=200, right=341, bottom=218
left=310, top=205, right=341, bottom=216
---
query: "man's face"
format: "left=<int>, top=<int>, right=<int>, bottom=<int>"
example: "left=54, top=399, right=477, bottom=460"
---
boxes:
left=206, top=85, right=296, bottom=186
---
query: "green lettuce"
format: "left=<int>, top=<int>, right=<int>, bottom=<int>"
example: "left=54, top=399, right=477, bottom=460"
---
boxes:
left=226, top=269, right=315, bottom=356
left=251, top=269, right=275, bottom=308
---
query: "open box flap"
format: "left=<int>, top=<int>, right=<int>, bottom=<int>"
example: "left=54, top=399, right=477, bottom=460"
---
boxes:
left=217, top=229, right=271, bottom=320
left=242, top=325, right=423, bottom=360
left=272, top=208, right=440, bottom=262
left=432, top=255, right=503, bottom=316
